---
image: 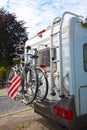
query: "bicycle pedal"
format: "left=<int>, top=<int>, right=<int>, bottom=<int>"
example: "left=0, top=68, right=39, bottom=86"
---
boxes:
left=19, top=90, right=27, bottom=94
left=16, top=92, right=24, bottom=100
left=21, top=99, right=28, bottom=105
left=50, top=92, right=56, bottom=96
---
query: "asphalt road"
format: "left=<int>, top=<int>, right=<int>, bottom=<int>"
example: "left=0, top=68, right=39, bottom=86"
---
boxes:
left=0, top=96, right=31, bottom=116
left=0, top=95, right=67, bottom=130
left=0, top=90, right=87, bottom=130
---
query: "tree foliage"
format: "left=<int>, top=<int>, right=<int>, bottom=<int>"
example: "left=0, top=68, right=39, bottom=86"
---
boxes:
left=0, top=8, right=28, bottom=66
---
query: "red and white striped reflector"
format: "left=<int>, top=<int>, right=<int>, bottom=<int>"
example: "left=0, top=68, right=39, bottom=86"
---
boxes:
left=8, top=76, right=22, bottom=100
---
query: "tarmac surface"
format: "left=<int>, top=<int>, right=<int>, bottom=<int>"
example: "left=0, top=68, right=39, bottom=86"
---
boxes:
left=0, top=96, right=32, bottom=117
left=0, top=88, right=32, bottom=117
left=0, top=88, right=68, bottom=130
left=0, top=88, right=87, bottom=130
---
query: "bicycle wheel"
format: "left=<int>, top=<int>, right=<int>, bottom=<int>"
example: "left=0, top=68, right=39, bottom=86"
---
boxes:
left=6, top=66, right=22, bottom=85
left=23, top=68, right=38, bottom=104
left=6, top=67, right=16, bottom=88
left=6, top=66, right=23, bottom=99
left=35, top=67, right=48, bottom=101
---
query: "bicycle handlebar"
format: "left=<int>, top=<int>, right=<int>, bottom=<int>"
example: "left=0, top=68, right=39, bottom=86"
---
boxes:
left=11, top=45, right=39, bottom=64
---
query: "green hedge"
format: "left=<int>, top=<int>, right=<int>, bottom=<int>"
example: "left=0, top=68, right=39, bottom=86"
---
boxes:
left=0, top=67, right=7, bottom=78
left=0, top=57, right=8, bottom=79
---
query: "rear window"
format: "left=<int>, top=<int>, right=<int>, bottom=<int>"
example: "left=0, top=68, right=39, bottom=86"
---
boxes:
left=39, top=48, right=50, bottom=67
left=38, top=47, right=56, bottom=72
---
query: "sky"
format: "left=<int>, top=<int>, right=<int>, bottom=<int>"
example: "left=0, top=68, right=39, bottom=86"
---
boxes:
left=0, top=0, right=87, bottom=38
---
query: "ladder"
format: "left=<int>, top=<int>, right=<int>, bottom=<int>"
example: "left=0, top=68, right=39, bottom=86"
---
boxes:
left=50, top=11, right=83, bottom=96
left=50, top=17, right=61, bottom=95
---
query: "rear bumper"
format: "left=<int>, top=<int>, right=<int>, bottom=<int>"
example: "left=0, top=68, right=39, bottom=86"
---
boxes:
left=33, top=95, right=87, bottom=129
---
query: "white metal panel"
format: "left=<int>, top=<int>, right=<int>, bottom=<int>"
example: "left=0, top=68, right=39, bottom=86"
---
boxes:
left=74, top=19, right=87, bottom=116
left=80, top=87, right=87, bottom=115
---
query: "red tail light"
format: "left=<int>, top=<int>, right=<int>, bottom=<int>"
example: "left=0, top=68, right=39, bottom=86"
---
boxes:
left=54, top=106, right=73, bottom=120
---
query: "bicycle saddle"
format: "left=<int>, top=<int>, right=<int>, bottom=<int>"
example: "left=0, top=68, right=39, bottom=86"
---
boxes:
left=12, top=57, right=21, bottom=62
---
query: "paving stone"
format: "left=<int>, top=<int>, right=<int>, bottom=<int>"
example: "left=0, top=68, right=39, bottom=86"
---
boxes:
left=0, top=96, right=31, bottom=116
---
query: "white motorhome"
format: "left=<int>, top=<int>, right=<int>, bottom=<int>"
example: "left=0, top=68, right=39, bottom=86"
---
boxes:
left=26, top=11, right=87, bottom=130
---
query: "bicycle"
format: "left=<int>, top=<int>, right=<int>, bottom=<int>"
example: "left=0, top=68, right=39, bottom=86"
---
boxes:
left=26, top=47, right=49, bottom=102
left=25, top=46, right=49, bottom=102
left=6, top=45, right=38, bottom=104
left=6, top=45, right=48, bottom=104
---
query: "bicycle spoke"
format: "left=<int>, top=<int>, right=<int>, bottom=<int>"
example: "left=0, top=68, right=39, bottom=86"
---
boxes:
left=23, top=69, right=38, bottom=104
left=36, top=67, right=48, bottom=101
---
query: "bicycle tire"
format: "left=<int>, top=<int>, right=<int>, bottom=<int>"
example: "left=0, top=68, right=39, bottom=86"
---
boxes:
left=6, top=66, right=23, bottom=99
left=23, top=68, right=38, bottom=104
left=35, top=67, right=48, bottom=101
left=6, top=67, right=16, bottom=88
